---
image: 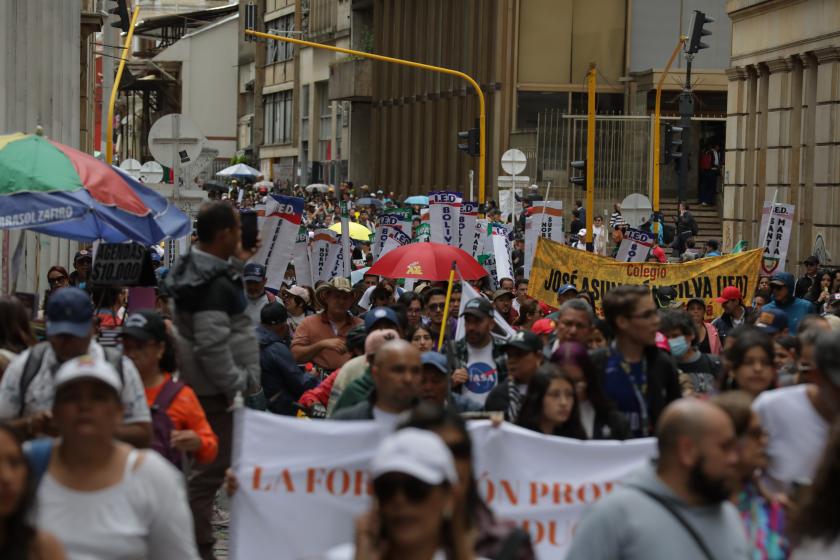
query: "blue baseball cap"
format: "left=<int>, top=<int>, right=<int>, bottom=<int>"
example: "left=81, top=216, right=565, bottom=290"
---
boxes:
left=557, top=284, right=578, bottom=296
left=243, top=262, right=267, bottom=282
left=364, top=306, right=400, bottom=332
left=421, top=351, right=449, bottom=375
left=46, top=287, right=94, bottom=338
left=755, top=307, right=789, bottom=334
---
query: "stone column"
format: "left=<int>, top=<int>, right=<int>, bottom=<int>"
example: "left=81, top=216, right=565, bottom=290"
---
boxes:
left=723, top=66, right=748, bottom=251
left=812, top=47, right=840, bottom=263
left=764, top=58, right=794, bottom=204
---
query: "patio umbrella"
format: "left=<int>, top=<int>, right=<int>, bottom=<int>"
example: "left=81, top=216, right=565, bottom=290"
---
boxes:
left=0, top=132, right=189, bottom=244
left=329, top=221, right=372, bottom=241
left=216, top=163, right=261, bottom=179
left=305, top=183, right=331, bottom=193
left=355, top=197, right=384, bottom=208
left=367, top=242, right=487, bottom=280
left=404, top=195, right=429, bottom=206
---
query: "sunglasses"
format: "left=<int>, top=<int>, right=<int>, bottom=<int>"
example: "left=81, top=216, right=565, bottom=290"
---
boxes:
left=48, top=275, right=68, bottom=285
left=373, top=474, right=434, bottom=503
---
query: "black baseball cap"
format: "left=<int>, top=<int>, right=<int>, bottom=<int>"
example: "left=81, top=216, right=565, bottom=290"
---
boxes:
left=502, top=330, right=542, bottom=353
left=260, top=302, right=288, bottom=325
left=803, top=255, right=820, bottom=266
left=461, top=297, right=493, bottom=319
left=122, top=310, right=167, bottom=342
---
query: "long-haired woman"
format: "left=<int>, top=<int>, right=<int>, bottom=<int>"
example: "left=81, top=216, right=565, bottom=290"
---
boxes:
left=516, top=364, right=587, bottom=439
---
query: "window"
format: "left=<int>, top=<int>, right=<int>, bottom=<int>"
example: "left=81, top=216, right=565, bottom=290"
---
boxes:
left=266, top=14, right=295, bottom=64
left=263, top=90, right=293, bottom=145
left=317, top=82, right=332, bottom=160
left=300, top=84, right=310, bottom=141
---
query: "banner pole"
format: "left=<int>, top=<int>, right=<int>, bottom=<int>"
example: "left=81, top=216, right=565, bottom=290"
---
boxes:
left=438, top=261, right=457, bottom=351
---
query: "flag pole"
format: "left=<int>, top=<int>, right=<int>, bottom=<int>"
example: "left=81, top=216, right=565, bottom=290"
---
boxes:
left=438, top=261, right=458, bottom=351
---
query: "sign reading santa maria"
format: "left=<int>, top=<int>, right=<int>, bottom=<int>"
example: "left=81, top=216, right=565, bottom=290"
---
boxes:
left=758, top=202, right=795, bottom=276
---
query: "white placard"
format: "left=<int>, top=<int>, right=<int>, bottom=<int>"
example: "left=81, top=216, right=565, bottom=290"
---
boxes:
left=615, top=228, right=654, bottom=263
left=759, top=202, right=795, bottom=276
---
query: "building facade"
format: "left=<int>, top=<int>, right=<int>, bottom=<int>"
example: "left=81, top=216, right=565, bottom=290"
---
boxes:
left=723, top=0, right=840, bottom=268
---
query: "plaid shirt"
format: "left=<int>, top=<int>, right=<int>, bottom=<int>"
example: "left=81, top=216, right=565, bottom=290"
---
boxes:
left=445, top=337, right=509, bottom=392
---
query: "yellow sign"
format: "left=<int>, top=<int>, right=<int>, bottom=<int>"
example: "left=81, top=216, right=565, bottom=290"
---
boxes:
left=528, top=238, right=763, bottom=318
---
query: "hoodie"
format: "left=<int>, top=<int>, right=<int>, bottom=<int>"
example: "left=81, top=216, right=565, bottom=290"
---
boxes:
left=762, top=272, right=814, bottom=334
left=162, top=248, right=260, bottom=400
left=566, top=462, right=749, bottom=560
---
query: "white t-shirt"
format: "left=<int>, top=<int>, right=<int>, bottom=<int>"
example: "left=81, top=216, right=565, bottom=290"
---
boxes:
left=462, top=342, right=498, bottom=407
left=245, top=293, right=272, bottom=326
left=372, top=406, right=401, bottom=432
left=0, top=341, right=150, bottom=424
left=753, top=384, right=829, bottom=492
left=37, top=449, right=200, bottom=560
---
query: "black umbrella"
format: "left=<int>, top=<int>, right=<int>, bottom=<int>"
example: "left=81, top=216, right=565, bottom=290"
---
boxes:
left=204, top=180, right=228, bottom=193
left=356, top=197, right=384, bottom=208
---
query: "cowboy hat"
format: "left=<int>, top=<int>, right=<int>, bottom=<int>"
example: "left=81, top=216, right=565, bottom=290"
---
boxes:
left=315, top=277, right=354, bottom=307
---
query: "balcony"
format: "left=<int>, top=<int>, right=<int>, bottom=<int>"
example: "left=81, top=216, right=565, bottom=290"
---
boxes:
left=328, top=58, right=372, bottom=101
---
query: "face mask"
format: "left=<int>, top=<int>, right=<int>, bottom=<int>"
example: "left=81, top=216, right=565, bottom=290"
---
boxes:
left=668, top=335, right=689, bottom=358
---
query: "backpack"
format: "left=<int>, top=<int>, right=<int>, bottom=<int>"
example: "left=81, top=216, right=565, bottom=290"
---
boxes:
left=150, top=378, right=186, bottom=468
left=18, top=343, right=125, bottom=418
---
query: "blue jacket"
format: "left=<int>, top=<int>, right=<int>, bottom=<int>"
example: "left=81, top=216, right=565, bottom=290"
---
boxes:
left=256, top=326, right=317, bottom=415
left=763, top=272, right=814, bottom=334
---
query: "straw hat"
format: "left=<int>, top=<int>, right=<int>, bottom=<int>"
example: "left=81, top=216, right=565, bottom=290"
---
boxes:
left=315, top=277, right=353, bottom=307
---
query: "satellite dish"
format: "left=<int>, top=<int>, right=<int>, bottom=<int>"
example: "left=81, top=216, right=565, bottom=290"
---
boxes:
left=119, top=158, right=142, bottom=178
left=139, top=161, right=164, bottom=184
left=620, top=193, right=653, bottom=228
left=501, top=149, right=527, bottom=176
left=148, top=114, right=204, bottom=169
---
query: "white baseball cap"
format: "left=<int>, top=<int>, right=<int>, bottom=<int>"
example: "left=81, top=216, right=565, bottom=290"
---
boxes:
left=54, top=355, right=123, bottom=395
left=370, top=428, right=457, bottom=485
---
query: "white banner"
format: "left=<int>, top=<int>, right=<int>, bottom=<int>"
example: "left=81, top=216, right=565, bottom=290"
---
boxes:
left=249, top=195, right=305, bottom=290
left=373, top=213, right=403, bottom=260
left=488, top=222, right=513, bottom=284
left=379, top=227, right=412, bottom=260
left=615, top=228, right=654, bottom=263
left=311, top=229, right=339, bottom=283
left=498, top=187, right=523, bottom=223
left=340, top=209, right=352, bottom=278
left=524, top=201, right=564, bottom=278
left=759, top=202, right=795, bottom=276
left=458, top=201, right=479, bottom=252
left=230, top=410, right=656, bottom=560
left=470, top=218, right=487, bottom=259
left=429, top=191, right=462, bottom=247
left=292, top=226, right=313, bottom=288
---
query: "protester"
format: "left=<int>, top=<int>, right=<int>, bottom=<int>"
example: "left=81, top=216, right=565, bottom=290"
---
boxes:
left=763, top=272, right=814, bottom=334
left=280, top=285, right=313, bottom=334
left=513, top=298, right=540, bottom=331
left=789, top=420, right=840, bottom=558
left=398, top=291, right=424, bottom=330
left=529, top=318, right=556, bottom=347
left=795, top=328, right=821, bottom=385
left=0, top=424, right=64, bottom=559
left=121, top=310, right=218, bottom=468
left=555, top=284, right=578, bottom=307
left=712, top=286, right=749, bottom=346
left=754, top=307, right=791, bottom=339
left=566, top=399, right=748, bottom=559
left=447, top=298, right=508, bottom=408
left=484, top=331, right=544, bottom=421
left=774, top=334, right=800, bottom=386
left=754, top=329, right=840, bottom=493
left=513, top=279, right=529, bottom=313
left=0, top=296, right=36, bottom=357
left=408, top=324, right=435, bottom=353
left=703, top=239, right=721, bottom=257
left=43, top=265, right=70, bottom=309
left=659, top=309, right=723, bottom=396
left=720, top=327, right=776, bottom=399
left=68, top=250, right=92, bottom=289
left=515, top=364, right=587, bottom=439
left=161, top=201, right=261, bottom=559
left=756, top=275, right=772, bottom=299
left=418, top=352, right=479, bottom=413
left=292, top=277, right=362, bottom=376
left=491, top=289, right=517, bottom=325
left=255, top=302, right=317, bottom=415
left=685, top=297, right=722, bottom=355
left=32, top=355, right=199, bottom=558
left=242, top=263, right=274, bottom=325
left=794, top=255, right=820, bottom=299
left=590, top=318, right=612, bottom=349
left=423, top=288, right=456, bottom=346
left=609, top=202, right=625, bottom=229
left=803, top=270, right=832, bottom=311
left=592, top=285, right=681, bottom=438
left=0, top=288, right=151, bottom=447
left=551, top=299, right=594, bottom=350
left=712, top=391, right=789, bottom=559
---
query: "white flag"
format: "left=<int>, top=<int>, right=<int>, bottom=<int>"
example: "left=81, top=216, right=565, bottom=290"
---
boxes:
left=454, top=280, right=516, bottom=341
left=291, top=226, right=313, bottom=288
left=311, top=229, right=338, bottom=283
left=379, top=227, right=412, bottom=260
left=759, top=202, right=795, bottom=276
left=249, top=195, right=305, bottom=290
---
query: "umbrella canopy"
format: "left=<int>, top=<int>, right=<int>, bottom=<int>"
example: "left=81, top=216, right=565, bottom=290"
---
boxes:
left=203, top=179, right=228, bottom=193
left=217, top=163, right=261, bottom=179
left=355, top=197, right=384, bottom=208
left=305, top=183, right=331, bottom=193
left=404, top=195, right=429, bottom=206
left=367, top=242, right=487, bottom=280
left=329, top=221, right=372, bottom=241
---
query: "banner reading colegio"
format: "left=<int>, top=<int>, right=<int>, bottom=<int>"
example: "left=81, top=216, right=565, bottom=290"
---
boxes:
left=528, top=237, right=762, bottom=317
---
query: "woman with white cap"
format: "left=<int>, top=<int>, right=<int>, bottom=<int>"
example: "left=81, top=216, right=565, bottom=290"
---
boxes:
left=33, top=355, right=199, bottom=559
left=327, top=428, right=481, bottom=560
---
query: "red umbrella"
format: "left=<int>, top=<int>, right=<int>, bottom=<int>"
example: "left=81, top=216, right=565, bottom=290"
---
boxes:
left=368, top=242, right=487, bottom=281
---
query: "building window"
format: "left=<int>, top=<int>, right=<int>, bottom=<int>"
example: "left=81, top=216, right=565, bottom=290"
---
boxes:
left=317, top=82, right=332, bottom=160
left=300, top=84, right=310, bottom=142
left=263, top=90, right=293, bottom=145
left=267, top=14, right=295, bottom=64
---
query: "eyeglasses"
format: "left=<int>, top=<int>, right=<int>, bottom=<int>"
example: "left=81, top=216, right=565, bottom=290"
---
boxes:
left=373, top=474, right=434, bottom=503
left=48, top=275, right=68, bottom=286
left=427, top=303, right=445, bottom=312
left=629, top=309, right=658, bottom=320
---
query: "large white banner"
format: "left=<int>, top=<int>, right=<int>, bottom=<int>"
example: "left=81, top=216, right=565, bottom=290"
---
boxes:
left=458, top=201, right=479, bottom=252
left=429, top=191, right=462, bottom=247
left=759, top=202, right=795, bottom=276
left=311, top=229, right=339, bottom=283
left=230, top=410, right=656, bottom=560
left=249, top=195, right=305, bottom=290
left=524, top=201, right=564, bottom=278
left=292, top=226, right=313, bottom=288
left=488, top=222, right=513, bottom=284
left=379, top=227, right=412, bottom=260
left=615, top=228, right=654, bottom=263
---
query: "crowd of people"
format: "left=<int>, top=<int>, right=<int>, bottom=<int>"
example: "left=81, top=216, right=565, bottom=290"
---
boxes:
left=0, top=185, right=839, bottom=560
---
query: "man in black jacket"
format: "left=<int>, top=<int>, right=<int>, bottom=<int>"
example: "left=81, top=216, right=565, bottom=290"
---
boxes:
left=711, top=286, right=749, bottom=346
left=485, top=331, right=544, bottom=421
left=591, top=285, right=681, bottom=438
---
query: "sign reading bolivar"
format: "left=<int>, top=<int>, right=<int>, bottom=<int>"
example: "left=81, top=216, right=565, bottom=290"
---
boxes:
left=528, top=237, right=762, bottom=316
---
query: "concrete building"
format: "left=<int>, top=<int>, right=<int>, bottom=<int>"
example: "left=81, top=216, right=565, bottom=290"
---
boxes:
left=723, top=0, right=840, bottom=268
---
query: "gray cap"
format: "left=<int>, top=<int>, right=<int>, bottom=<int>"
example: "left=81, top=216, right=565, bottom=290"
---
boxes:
left=815, top=330, right=840, bottom=386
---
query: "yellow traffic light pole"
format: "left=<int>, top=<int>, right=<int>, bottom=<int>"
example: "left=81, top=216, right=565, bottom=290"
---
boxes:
left=585, top=64, right=596, bottom=245
left=652, top=36, right=687, bottom=234
left=105, top=6, right=141, bottom=164
left=244, top=28, right=486, bottom=203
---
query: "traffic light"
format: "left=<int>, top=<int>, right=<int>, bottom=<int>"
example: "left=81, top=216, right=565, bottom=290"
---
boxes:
left=457, top=127, right=479, bottom=157
left=569, top=159, right=586, bottom=187
left=685, top=10, right=714, bottom=55
left=108, top=0, right=131, bottom=33
left=664, top=124, right=683, bottom=163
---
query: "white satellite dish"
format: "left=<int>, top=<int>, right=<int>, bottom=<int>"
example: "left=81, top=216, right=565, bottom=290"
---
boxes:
left=620, top=193, right=653, bottom=228
left=119, top=158, right=142, bottom=178
left=139, top=161, right=164, bottom=184
left=501, top=149, right=527, bottom=176
left=148, top=114, right=204, bottom=169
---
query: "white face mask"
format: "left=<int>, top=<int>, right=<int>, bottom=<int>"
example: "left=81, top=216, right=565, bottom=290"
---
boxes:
left=668, top=335, right=690, bottom=358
